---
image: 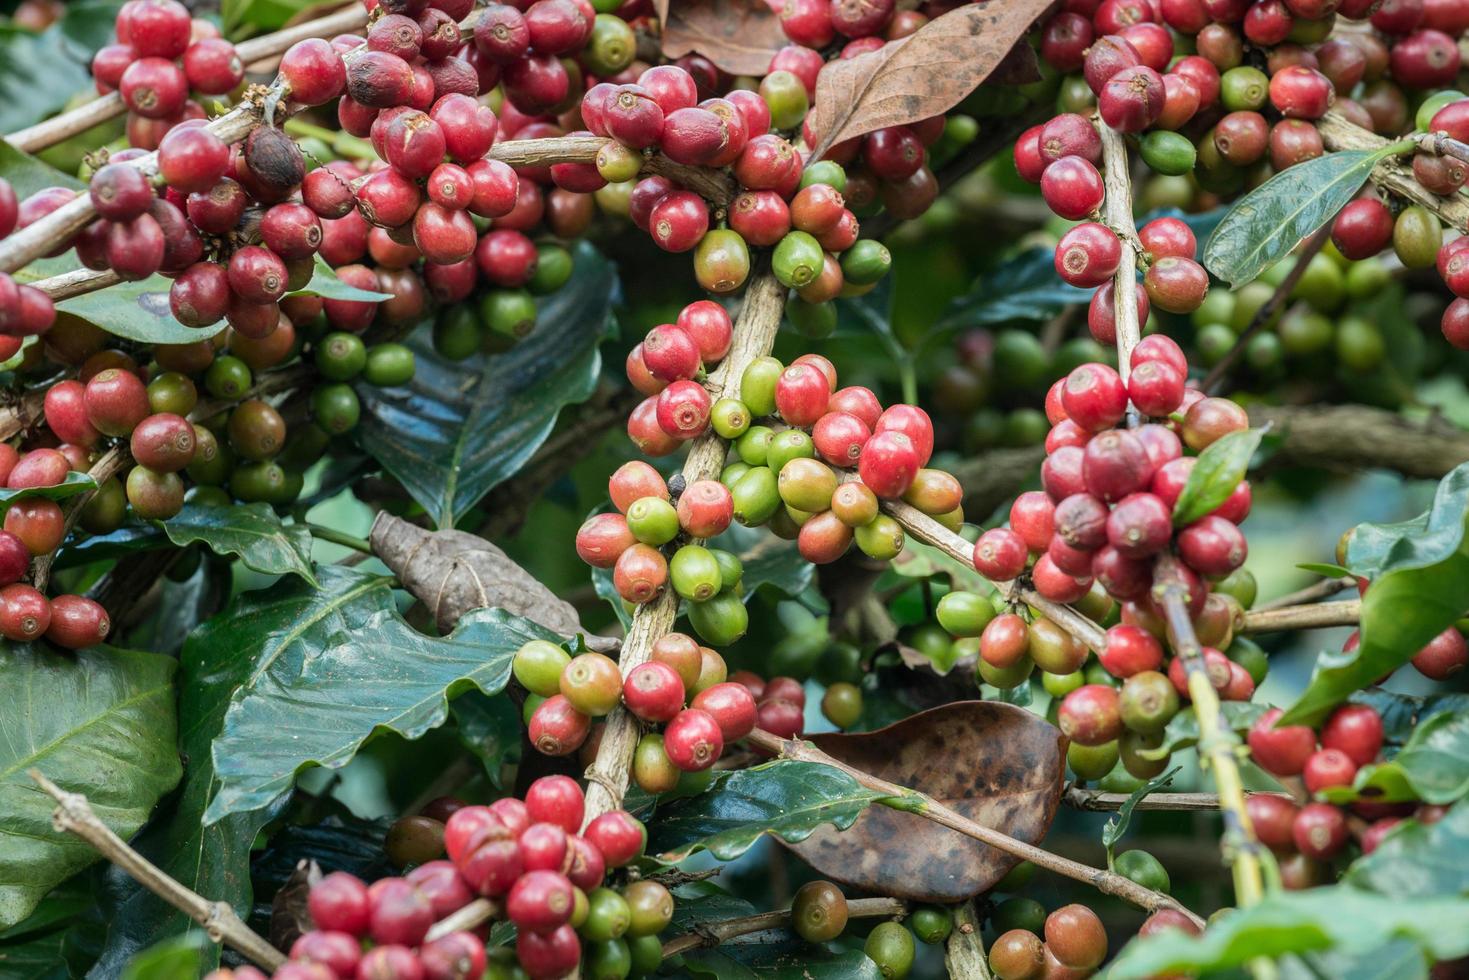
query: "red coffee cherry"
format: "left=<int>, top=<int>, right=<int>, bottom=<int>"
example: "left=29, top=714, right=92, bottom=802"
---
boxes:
left=1293, top=802, right=1350, bottom=859
left=1039, top=113, right=1104, bottom=165
left=506, top=869, right=576, bottom=935
left=1105, top=491, right=1172, bottom=558
left=1137, top=216, right=1197, bottom=260
left=1009, top=490, right=1057, bottom=552
left=1413, top=626, right=1469, bottom=679
left=1100, top=65, right=1165, bottom=131
left=1040, top=156, right=1105, bottom=220
left=1246, top=792, right=1300, bottom=851
left=1100, top=624, right=1164, bottom=677
left=516, top=924, right=581, bottom=979
left=528, top=695, right=591, bottom=756
left=1062, top=363, right=1127, bottom=432
left=45, top=594, right=110, bottom=650
left=1177, top=514, right=1248, bottom=576
left=308, top=872, right=371, bottom=936
left=1055, top=222, right=1122, bottom=287
left=857, top=430, right=920, bottom=499
left=690, top=681, right=758, bottom=741
left=973, top=527, right=1028, bottom=581
left=664, top=708, right=725, bottom=771
left=1320, top=703, right=1384, bottom=767
left=1248, top=707, right=1317, bottom=777
left=622, top=661, right=686, bottom=723
left=1144, top=256, right=1210, bottom=314
left=1303, top=747, right=1358, bottom=793
left=583, top=810, right=645, bottom=868
left=1084, top=34, right=1142, bottom=95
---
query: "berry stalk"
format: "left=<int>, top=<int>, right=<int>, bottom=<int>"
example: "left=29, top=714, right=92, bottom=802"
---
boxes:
left=1152, top=553, right=1267, bottom=910
left=580, top=271, right=788, bottom=825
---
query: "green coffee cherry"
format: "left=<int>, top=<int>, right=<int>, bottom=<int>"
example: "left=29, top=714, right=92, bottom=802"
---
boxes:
left=777, top=457, right=837, bottom=512
left=711, top=549, right=743, bottom=592
left=786, top=296, right=837, bottom=338
left=205, top=355, right=252, bottom=399
left=772, top=231, right=824, bottom=289
left=585, top=938, right=631, bottom=980
left=854, top=514, right=904, bottom=560
left=710, top=398, right=751, bottom=439
left=513, top=639, right=571, bottom=697
left=736, top=425, right=774, bottom=466
left=1068, top=739, right=1120, bottom=780
left=670, top=544, right=723, bottom=601
left=583, top=13, right=635, bottom=76
left=312, top=383, right=361, bottom=434
left=840, top=239, right=891, bottom=285
left=482, top=288, right=538, bottom=340
left=1220, top=66, right=1269, bottom=110
left=766, top=429, right=815, bottom=474
left=434, top=306, right=481, bottom=361
left=1042, top=669, right=1085, bottom=698
left=626, top=496, right=680, bottom=546
left=720, top=461, right=752, bottom=487
left=529, top=244, right=574, bottom=294
left=1393, top=205, right=1441, bottom=269
left=991, top=897, right=1045, bottom=935
left=1114, top=849, right=1171, bottom=893
left=731, top=465, right=779, bottom=525
left=760, top=70, right=809, bottom=130
left=799, top=160, right=847, bottom=192
left=979, top=654, right=1034, bottom=689
left=935, top=590, right=996, bottom=637
left=583, top=887, right=632, bottom=941
left=688, top=590, right=748, bottom=645
left=864, top=922, right=915, bottom=980
left=1140, top=130, right=1196, bottom=175
left=363, top=343, right=416, bottom=386
left=909, top=906, right=952, bottom=945
left=739, top=357, right=783, bottom=417
left=694, top=229, right=751, bottom=295
left=315, top=331, right=367, bottom=381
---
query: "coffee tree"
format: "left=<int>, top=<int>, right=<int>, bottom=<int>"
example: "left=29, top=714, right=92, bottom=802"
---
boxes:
left=1, top=0, right=1468, bottom=976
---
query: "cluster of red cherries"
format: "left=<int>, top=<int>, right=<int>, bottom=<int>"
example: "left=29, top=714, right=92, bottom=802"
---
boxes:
left=1246, top=698, right=1454, bottom=887
left=245, top=776, right=667, bottom=980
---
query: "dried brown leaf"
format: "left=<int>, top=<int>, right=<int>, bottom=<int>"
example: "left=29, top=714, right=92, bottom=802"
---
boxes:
left=807, top=0, right=1050, bottom=159
left=787, top=701, right=1065, bottom=902
left=369, top=513, right=617, bottom=651
left=661, top=0, right=787, bottom=76
left=269, top=859, right=321, bottom=950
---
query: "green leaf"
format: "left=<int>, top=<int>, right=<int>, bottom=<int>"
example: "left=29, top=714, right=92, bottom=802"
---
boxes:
left=89, top=566, right=392, bottom=975
left=53, top=275, right=229, bottom=345
left=205, top=605, right=559, bottom=824
left=891, top=538, right=993, bottom=595
left=1346, top=799, right=1469, bottom=898
left=1135, top=701, right=1267, bottom=761
left=1346, top=462, right=1469, bottom=578
left=356, top=242, right=617, bottom=528
left=450, top=691, right=521, bottom=789
left=0, top=10, right=105, bottom=136
left=1296, top=562, right=1351, bottom=578
left=0, top=142, right=83, bottom=198
left=1203, top=146, right=1400, bottom=287
left=1103, top=767, right=1179, bottom=853
left=1108, top=886, right=1469, bottom=979
left=158, top=502, right=317, bottom=584
left=1284, top=537, right=1469, bottom=728
left=119, top=935, right=205, bottom=980
left=1351, top=689, right=1469, bottom=744
left=649, top=760, right=886, bottom=861
left=1320, top=710, right=1469, bottom=806
left=1171, top=427, right=1268, bottom=526
left=938, top=246, right=1090, bottom=329
left=0, top=646, right=181, bottom=929
left=0, top=472, right=95, bottom=513
left=222, top=0, right=314, bottom=36
left=290, top=256, right=392, bottom=302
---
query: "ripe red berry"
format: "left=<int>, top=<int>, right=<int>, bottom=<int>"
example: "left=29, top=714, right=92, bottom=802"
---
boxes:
left=622, top=661, right=686, bottom=722
left=648, top=190, right=709, bottom=252
left=1100, top=624, right=1164, bottom=677
left=367, top=878, right=433, bottom=946
left=525, top=775, right=585, bottom=834
left=1293, top=802, right=1349, bottom=859
left=1105, top=492, right=1172, bottom=557
left=583, top=810, right=645, bottom=867
left=690, top=681, right=758, bottom=741
left=774, top=363, right=830, bottom=426
left=506, top=869, right=576, bottom=934
left=528, top=695, right=591, bottom=756
left=1055, top=222, right=1122, bottom=287
left=663, top=708, right=724, bottom=771
left=1303, top=747, right=1358, bottom=793
left=1040, top=156, right=1105, bottom=220
left=308, top=872, right=371, bottom=935
left=1009, top=490, right=1056, bottom=552
left=1100, top=65, right=1165, bottom=131
left=973, top=527, right=1028, bottom=580
left=857, top=430, right=920, bottom=499
left=1176, top=514, right=1248, bottom=576
left=1247, top=707, right=1317, bottom=777
left=1320, top=703, right=1384, bottom=767
left=1058, top=684, right=1124, bottom=746
left=1332, top=198, right=1393, bottom=259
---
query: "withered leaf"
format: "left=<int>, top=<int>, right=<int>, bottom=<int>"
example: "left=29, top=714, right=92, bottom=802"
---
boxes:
left=660, top=0, right=787, bottom=76
left=786, top=701, right=1065, bottom=902
left=269, top=859, right=321, bottom=951
left=807, top=0, right=1050, bottom=159
left=370, top=513, right=617, bottom=651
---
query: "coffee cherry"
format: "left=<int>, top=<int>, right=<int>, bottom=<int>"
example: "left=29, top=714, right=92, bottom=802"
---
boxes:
left=664, top=707, right=724, bottom=771
left=529, top=694, right=591, bottom=756
left=561, top=652, right=623, bottom=716
left=507, top=870, right=575, bottom=935
left=1058, top=684, right=1124, bottom=746
left=988, top=928, right=1044, bottom=980
left=857, top=430, right=919, bottom=499
left=0, top=584, right=49, bottom=642
left=1321, top=703, right=1384, bottom=767
left=790, top=880, right=847, bottom=942
left=774, top=363, right=829, bottom=426
left=1045, top=904, right=1107, bottom=971
left=1055, top=222, right=1122, bottom=287
left=1040, top=156, right=1105, bottom=220
left=1100, top=65, right=1165, bottom=131
left=1293, top=802, right=1349, bottom=859
left=865, top=922, right=915, bottom=980
left=517, top=924, right=581, bottom=979
left=622, top=661, right=685, bottom=723
left=1303, top=746, right=1358, bottom=793
left=130, top=413, right=196, bottom=473
left=1413, top=626, right=1468, bottom=679
left=1144, top=256, right=1209, bottom=313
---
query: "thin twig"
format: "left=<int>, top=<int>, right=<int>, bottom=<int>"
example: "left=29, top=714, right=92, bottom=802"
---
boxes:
left=1152, top=555, right=1266, bottom=910
left=745, top=730, right=1206, bottom=929
left=580, top=270, right=788, bottom=826
left=29, top=770, right=285, bottom=970
left=424, top=897, right=503, bottom=942
left=1241, top=599, right=1361, bottom=634
left=1252, top=576, right=1355, bottom=613
left=1063, top=786, right=1293, bottom=813
left=1317, top=111, right=1469, bottom=232
left=1200, top=222, right=1333, bottom=394
left=661, top=897, right=906, bottom=959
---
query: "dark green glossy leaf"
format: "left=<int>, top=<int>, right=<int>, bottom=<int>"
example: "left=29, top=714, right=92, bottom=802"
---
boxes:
left=451, top=691, right=521, bottom=789
left=649, top=760, right=885, bottom=861
left=1347, top=462, right=1469, bottom=578
left=91, top=566, right=390, bottom=975
left=1351, top=689, right=1469, bottom=744
left=290, top=257, right=392, bottom=302
left=1320, top=710, right=1469, bottom=806
left=356, top=242, right=616, bottom=528
left=1103, top=767, right=1179, bottom=852
left=938, top=246, right=1090, bottom=329
left=122, top=558, right=231, bottom=658
left=1109, top=886, right=1469, bottom=979
left=158, top=502, right=317, bottom=584
left=205, top=605, right=559, bottom=823
left=1136, top=701, right=1267, bottom=761
left=119, top=935, right=204, bottom=980
left=1172, top=427, right=1267, bottom=526
left=1283, top=533, right=1469, bottom=728
left=0, top=646, right=180, bottom=929
left=1203, top=147, right=1398, bottom=287
left=1346, top=799, right=1469, bottom=898
left=0, top=908, right=99, bottom=980
left=0, top=472, right=95, bottom=513
left=1290, top=939, right=1430, bottom=980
